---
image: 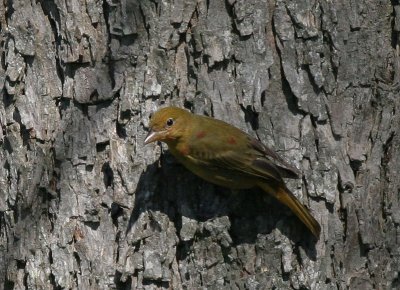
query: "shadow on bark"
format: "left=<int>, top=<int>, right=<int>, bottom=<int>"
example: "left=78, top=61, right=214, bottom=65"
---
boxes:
left=126, top=151, right=318, bottom=261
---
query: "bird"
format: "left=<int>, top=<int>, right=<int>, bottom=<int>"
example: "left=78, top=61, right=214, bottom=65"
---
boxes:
left=144, top=106, right=321, bottom=238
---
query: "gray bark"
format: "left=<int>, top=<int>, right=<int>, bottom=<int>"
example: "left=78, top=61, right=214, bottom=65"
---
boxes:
left=0, top=0, right=399, bottom=289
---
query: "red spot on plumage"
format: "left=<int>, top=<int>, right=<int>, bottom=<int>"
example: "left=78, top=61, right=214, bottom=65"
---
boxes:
left=228, top=136, right=237, bottom=145
left=196, top=131, right=206, bottom=139
left=179, top=145, right=190, bottom=156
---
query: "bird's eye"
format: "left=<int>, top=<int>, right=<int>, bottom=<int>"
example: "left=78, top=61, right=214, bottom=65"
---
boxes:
left=166, top=118, right=174, bottom=127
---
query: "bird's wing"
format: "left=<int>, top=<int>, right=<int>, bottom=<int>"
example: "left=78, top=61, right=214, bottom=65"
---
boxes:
left=186, top=116, right=299, bottom=181
left=187, top=138, right=284, bottom=183
left=248, top=137, right=300, bottom=179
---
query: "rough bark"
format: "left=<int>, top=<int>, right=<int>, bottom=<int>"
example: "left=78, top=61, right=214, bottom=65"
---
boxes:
left=0, top=0, right=399, bottom=289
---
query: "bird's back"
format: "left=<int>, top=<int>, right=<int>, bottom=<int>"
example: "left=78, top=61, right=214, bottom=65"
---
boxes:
left=169, top=114, right=297, bottom=189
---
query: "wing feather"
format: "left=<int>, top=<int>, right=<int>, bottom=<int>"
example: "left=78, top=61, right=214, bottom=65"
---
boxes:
left=248, top=137, right=300, bottom=179
left=187, top=146, right=283, bottom=182
left=187, top=116, right=300, bottom=181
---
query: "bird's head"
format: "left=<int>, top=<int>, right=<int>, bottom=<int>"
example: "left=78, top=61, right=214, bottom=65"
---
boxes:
left=144, top=106, right=191, bottom=145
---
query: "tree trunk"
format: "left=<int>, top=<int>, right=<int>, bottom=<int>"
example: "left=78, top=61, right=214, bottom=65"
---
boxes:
left=1, top=0, right=399, bottom=289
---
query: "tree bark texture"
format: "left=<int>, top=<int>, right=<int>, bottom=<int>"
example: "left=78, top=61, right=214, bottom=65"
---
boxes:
left=0, top=0, right=399, bottom=289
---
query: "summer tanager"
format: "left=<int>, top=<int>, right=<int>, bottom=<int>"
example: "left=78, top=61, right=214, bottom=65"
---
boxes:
left=145, top=106, right=321, bottom=238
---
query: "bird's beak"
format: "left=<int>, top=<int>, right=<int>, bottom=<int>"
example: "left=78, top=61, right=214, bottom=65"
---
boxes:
left=144, top=129, right=165, bottom=144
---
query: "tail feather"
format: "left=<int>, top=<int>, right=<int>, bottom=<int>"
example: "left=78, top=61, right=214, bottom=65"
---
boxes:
left=259, top=183, right=321, bottom=238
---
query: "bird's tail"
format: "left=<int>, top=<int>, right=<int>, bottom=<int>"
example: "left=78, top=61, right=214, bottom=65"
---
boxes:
left=258, top=182, right=321, bottom=238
